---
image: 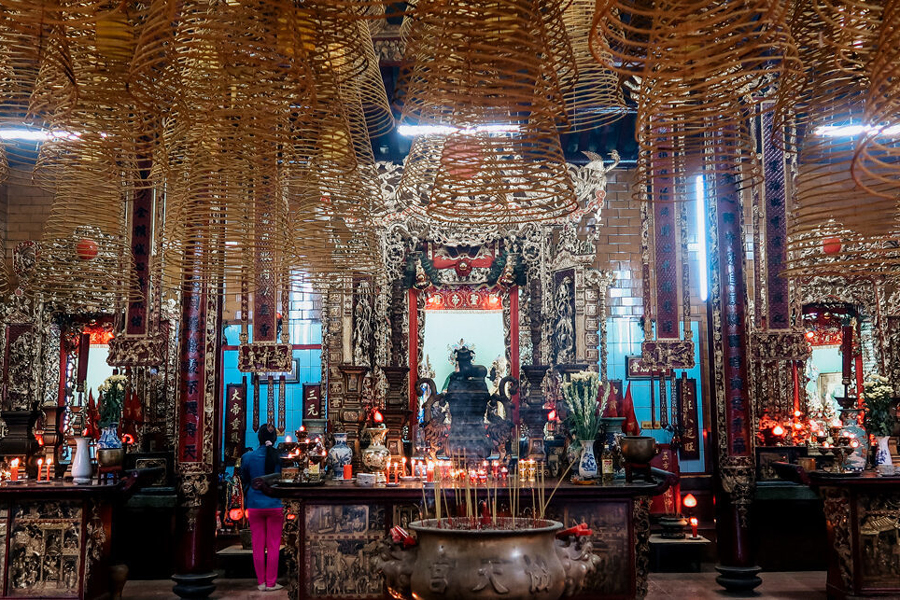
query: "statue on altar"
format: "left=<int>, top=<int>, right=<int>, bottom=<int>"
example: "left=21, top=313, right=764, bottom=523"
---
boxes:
left=421, top=341, right=515, bottom=460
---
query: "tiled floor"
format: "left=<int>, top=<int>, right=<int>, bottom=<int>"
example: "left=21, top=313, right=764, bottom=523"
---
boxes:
left=122, top=571, right=828, bottom=599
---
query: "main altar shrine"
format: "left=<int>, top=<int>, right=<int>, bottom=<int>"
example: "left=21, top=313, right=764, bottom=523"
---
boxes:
left=1, top=1, right=899, bottom=599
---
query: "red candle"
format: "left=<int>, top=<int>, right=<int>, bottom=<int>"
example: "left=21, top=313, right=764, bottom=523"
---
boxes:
left=37, top=459, right=43, bottom=481
left=47, top=457, right=53, bottom=480
left=393, top=462, right=399, bottom=484
left=401, top=457, right=407, bottom=477
left=343, top=464, right=352, bottom=480
left=10, top=458, right=19, bottom=481
left=690, top=517, right=698, bottom=539
left=426, top=461, right=435, bottom=483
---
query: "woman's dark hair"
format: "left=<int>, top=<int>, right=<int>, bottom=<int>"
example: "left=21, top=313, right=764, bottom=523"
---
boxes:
left=258, top=424, right=279, bottom=475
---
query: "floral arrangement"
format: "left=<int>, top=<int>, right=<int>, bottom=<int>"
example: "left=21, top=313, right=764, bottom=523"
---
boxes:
left=864, top=374, right=896, bottom=438
left=98, top=373, right=127, bottom=428
left=561, top=370, right=609, bottom=442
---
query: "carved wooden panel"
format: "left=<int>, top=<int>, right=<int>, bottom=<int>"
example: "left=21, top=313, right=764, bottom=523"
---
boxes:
left=303, top=504, right=386, bottom=599
left=7, top=501, right=82, bottom=598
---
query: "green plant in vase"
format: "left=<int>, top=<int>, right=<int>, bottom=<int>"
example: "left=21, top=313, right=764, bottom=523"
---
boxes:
left=97, top=373, right=127, bottom=449
left=864, top=374, right=897, bottom=473
left=561, top=370, right=610, bottom=479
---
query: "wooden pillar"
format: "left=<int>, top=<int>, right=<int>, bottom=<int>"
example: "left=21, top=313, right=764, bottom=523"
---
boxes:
left=172, top=265, right=223, bottom=599
left=705, top=146, right=762, bottom=591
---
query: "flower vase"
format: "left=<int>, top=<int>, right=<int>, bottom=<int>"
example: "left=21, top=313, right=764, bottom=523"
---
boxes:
left=874, top=436, right=895, bottom=475
left=578, top=439, right=598, bottom=479
left=328, top=433, right=353, bottom=480
left=98, top=424, right=121, bottom=449
left=362, top=426, right=390, bottom=473
left=72, top=436, right=93, bottom=485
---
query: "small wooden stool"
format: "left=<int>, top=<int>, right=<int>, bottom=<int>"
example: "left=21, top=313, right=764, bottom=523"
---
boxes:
left=625, top=462, right=653, bottom=483
left=97, top=465, right=123, bottom=485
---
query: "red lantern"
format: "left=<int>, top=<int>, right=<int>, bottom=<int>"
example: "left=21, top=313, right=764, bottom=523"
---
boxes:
left=228, top=508, right=244, bottom=522
left=682, top=493, right=698, bottom=509
left=76, top=238, right=99, bottom=261
left=822, top=238, right=842, bottom=255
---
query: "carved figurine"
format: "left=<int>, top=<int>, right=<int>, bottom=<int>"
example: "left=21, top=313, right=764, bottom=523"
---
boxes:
left=554, top=276, right=575, bottom=364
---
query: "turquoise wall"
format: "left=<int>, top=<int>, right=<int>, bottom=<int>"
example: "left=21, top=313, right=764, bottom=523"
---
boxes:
left=605, top=317, right=706, bottom=473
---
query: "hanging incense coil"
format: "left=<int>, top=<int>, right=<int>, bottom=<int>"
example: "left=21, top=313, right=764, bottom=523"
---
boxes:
left=558, top=0, right=628, bottom=131
left=33, top=143, right=135, bottom=307
left=160, top=136, right=295, bottom=295
left=397, top=0, right=570, bottom=128
left=0, top=3, right=76, bottom=172
left=397, top=123, right=577, bottom=225
left=592, top=0, right=798, bottom=201
left=776, top=0, right=900, bottom=272
left=852, top=0, right=900, bottom=201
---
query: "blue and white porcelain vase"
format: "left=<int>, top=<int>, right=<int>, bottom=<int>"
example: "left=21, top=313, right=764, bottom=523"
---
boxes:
left=874, top=436, right=895, bottom=475
left=97, top=424, right=121, bottom=449
left=328, top=432, right=353, bottom=480
left=578, top=439, right=598, bottom=479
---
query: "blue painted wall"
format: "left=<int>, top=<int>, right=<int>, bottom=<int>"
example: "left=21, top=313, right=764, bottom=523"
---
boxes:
left=605, top=317, right=706, bottom=473
left=221, top=322, right=322, bottom=460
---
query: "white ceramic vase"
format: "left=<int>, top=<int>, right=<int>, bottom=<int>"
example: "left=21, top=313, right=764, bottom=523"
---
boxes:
left=578, top=439, right=598, bottom=479
left=874, top=436, right=895, bottom=475
left=72, top=436, right=93, bottom=485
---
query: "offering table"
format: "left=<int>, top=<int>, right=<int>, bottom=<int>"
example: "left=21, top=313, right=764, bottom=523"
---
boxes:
left=257, top=469, right=676, bottom=600
left=0, top=470, right=155, bottom=599
left=808, top=472, right=900, bottom=599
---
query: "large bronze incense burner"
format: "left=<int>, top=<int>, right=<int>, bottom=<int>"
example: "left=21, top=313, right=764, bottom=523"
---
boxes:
left=377, top=518, right=599, bottom=600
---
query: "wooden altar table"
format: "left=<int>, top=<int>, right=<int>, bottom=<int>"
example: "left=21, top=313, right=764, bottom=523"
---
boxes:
left=258, top=469, right=677, bottom=600
left=808, top=472, right=900, bottom=599
left=0, top=469, right=156, bottom=599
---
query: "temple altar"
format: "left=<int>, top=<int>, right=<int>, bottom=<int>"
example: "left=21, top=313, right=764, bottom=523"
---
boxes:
left=257, top=471, right=677, bottom=600
left=0, top=470, right=156, bottom=599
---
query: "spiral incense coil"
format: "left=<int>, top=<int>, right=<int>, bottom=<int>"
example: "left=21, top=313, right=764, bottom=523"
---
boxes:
left=354, top=19, right=395, bottom=138
left=592, top=0, right=798, bottom=201
left=559, top=0, right=628, bottom=131
left=397, top=0, right=570, bottom=128
left=772, top=0, right=883, bottom=151
left=0, top=4, right=76, bottom=171
left=397, top=122, right=577, bottom=225
left=775, top=0, right=897, bottom=258
left=852, top=0, right=900, bottom=201
left=160, top=147, right=295, bottom=295
left=33, top=143, right=135, bottom=305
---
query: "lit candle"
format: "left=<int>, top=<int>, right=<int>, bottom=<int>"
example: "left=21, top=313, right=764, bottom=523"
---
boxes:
left=37, top=458, right=43, bottom=481
left=690, top=517, right=698, bottom=539
left=285, top=435, right=293, bottom=444
left=10, top=458, right=19, bottom=482
left=401, top=457, right=407, bottom=477
left=426, top=461, right=435, bottom=483
left=47, top=457, right=53, bottom=480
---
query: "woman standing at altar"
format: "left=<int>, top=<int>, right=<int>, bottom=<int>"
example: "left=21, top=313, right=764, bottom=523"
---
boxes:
left=241, top=424, right=284, bottom=592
